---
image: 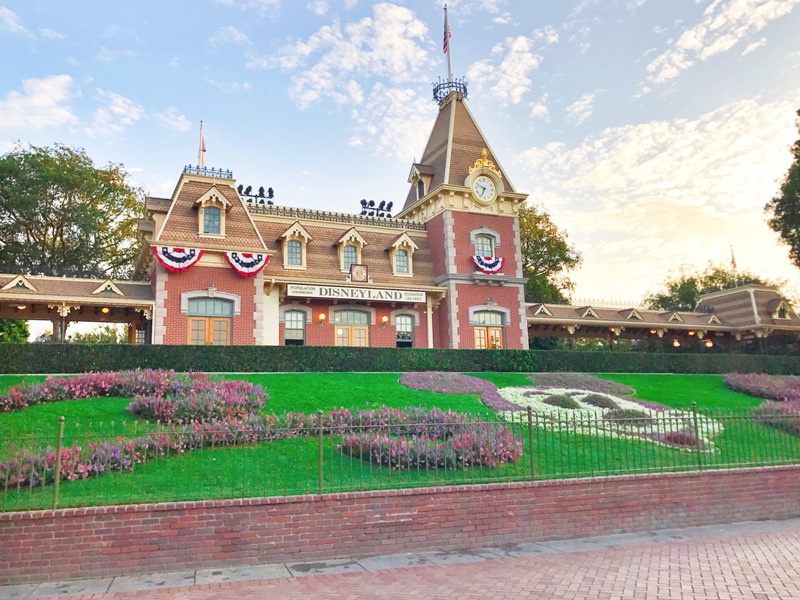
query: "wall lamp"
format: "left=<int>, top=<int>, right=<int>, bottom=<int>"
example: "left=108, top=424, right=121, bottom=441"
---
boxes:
left=101, top=307, right=110, bottom=314
left=318, top=313, right=326, bottom=326
left=15, top=305, right=27, bottom=310
left=705, top=339, right=713, bottom=348
left=381, top=315, right=389, bottom=328
left=672, top=339, right=681, bottom=348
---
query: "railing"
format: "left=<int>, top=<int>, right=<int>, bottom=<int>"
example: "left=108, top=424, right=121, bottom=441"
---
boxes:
left=248, top=204, right=427, bottom=231
left=182, top=165, right=234, bottom=179
left=3, top=406, right=799, bottom=512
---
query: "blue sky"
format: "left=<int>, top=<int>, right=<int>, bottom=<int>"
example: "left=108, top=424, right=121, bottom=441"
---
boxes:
left=2, top=0, right=800, bottom=305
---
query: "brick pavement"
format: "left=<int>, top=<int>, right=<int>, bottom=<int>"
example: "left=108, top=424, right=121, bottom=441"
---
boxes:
left=7, top=519, right=800, bottom=600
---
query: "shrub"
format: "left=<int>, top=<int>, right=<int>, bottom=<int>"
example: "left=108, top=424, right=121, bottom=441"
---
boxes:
left=724, top=373, right=800, bottom=402
left=580, top=394, right=620, bottom=409
left=652, top=430, right=703, bottom=449
left=541, top=394, right=582, bottom=409
left=751, top=401, right=800, bottom=437
left=604, top=408, right=652, bottom=427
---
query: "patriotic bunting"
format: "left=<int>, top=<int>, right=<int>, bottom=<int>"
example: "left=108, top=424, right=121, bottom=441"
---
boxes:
left=152, top=247, right=204, bottom=272
left=224, top=252, right=270, bottom=277
left=473, top=255, right=504, bottom=274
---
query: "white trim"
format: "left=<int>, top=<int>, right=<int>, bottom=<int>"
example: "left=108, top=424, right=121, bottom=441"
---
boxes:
left=470, top=227, right=501, bottom=249
left=390, top=309, right=421, bottom=327
left=2, top=274, right=38, bottom=293
left=279, top=303, right=312, bottom=323
left=468, top=305, right=511, bottom=326
left=330, top=306, right=376, bottom=326
left=180, top=290, right=241, bottom=315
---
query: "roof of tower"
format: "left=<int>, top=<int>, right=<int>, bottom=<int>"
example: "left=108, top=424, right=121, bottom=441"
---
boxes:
left=402, top=91, right=517, bottom=212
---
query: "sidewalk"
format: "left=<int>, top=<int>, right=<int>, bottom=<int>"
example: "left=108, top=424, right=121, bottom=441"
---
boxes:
left=4, top=518, right=800, bottom=599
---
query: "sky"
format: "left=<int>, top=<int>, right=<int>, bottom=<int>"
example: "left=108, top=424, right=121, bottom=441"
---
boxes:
left=2, top=0, right=800, bottom=307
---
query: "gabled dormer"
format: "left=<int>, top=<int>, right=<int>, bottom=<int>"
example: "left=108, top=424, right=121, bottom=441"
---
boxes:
left=280, top=221, right=313, bottom=270
left=768, top=298, right=793, bottom=320
left=666, top=311, right=685, bottom=324
left=388, top=232, right=419, bottom=277
left=408, top=163, right=434, bottom=202
left=707, top=314, right=722, bottom=325
left=194, top=186, right=232, bottom=238
left=580, top=306, right=599, bottom=319
left=337, top=228, right=367, bottom=273
left=1, top=274, right=38, bottom=293
left=621, top=308, right=643, bottom=321
left=92, top=279, right=125, bottom=297
left=532, top=304, right=553, bottom=317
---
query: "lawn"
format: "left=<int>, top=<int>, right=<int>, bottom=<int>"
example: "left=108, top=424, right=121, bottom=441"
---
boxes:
left=1, top=372, right=798, bottom=511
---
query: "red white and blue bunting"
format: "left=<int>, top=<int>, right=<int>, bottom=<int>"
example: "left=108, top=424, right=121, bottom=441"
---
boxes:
left=152, top=247, right=204, bottom=272
left=224, top=252, right=270, bottom=277
left=473, top=255, right=504, bottom=274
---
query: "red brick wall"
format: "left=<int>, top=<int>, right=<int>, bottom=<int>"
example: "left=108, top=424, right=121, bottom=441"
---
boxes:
left=162, top=265, right=257, bottom=345
left=426, top=213, right=448, bottom=276
left=455, top=283, right=525, bottom=350
left=451, top=212, right=519, bottom=276
left=278, top=302, right=429, bottom=348
left=3, top=467, right=800, bottom=585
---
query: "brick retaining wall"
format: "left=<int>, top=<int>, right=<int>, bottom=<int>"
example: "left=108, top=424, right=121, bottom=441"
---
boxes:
left=2, top=466, right=800, bottom=585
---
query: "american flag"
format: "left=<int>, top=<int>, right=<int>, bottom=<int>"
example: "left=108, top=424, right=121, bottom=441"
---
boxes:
left=443, top=9, right=451, bottom=54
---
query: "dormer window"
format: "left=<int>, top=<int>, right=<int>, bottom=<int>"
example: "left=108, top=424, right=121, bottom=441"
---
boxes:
left=779, top=306, right=788, bottom=319
left=389, top=232, right=419, bottom=277
left=203, top=207, right=221, bottom=234
left=194, top=187, right=231, bottom=237
left=417, top=180, right=425, bottom=200
left=280, top=221, right=312, bottom=270
left=343, top=245, right=358, bottom=270
left=337, top=228, right=367, bottom=273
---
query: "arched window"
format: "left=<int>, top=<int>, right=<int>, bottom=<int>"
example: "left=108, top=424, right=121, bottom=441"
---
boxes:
left=474, top=234, right=495, bottom=258
left=473, top=310, right=504, bottom=349
left=395, top=249, right=409, bottom=274
left=417, top=179, right=425, bottom=199
left=334, top=310, right=370, bottom=347
left=284, top=310, right=306, bottom=346
left=188, top=298, right=233, bottom=345
left=343, top=244, right=358, bottom=270
left=395, top=314, right=414, bottom=348
left=203, top=207, right=221, bottom=235
left=286, top=239, right=303, bottom=266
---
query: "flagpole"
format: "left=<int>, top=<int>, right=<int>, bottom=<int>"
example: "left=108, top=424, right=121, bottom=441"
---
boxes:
left=444, top=5, right=453, bottom=83
left=198, top=120, right=205, bottom=168
left=730, top=245, right=738, bottom=287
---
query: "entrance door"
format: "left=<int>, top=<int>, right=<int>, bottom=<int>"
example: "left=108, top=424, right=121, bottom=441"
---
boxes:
left=333, top=310, right=370, bottom=347
left=189, top=317, right=231, bottom=345
left=473, top=311, right=505, bottom=349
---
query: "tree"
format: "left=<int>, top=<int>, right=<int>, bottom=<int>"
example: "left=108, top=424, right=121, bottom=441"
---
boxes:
left=765, top=109, right=800, bottom=269
left=70, top=325, right=127, bottom=344
left=0, top=143, right=142, bottom=278
left=518, top=204, right=581, bottom=303
left=0, top=320, right=29, bottom=343
left=645, top=264, right=778, bottom=311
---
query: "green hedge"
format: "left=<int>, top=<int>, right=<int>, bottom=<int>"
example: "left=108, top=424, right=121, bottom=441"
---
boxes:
left=0, top=344, right=798, bottom=375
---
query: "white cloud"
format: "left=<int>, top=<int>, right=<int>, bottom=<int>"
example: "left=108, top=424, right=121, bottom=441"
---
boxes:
left=38, top=27, right=64, bottom=40
left=248, top=3, right=429, bottom=110
left=209, top=25, right=250, bottom=47
left=152, top=108, right=191, bottom=132
left=565, top=92, right=595, bottom=125
left=96, top=47, right=136, bottom=63
left=646, top=0, right=800, bottom=85
left=348, top=84, right=432, bottom=160
left=742, top=36, right=767, bottom=56
left=515, top=97, right=799, bottom=299
left=533, top=25, right=559, bottom=45
left=0, top=7, right=30, bottom=36
left=0, top=75, right=77, bottom=131
left=85, top=89, right=144, bottom=137
left=206, top=79, right=253, bottom=93
left=217, top=0, right=280, bottom=14
left=344, top=0, right=357, bottom=8
left=307, top=1, right=329, bottom=15
left=530, top=95, right=550, bottom=120
left=467, top=36, right=541, bottom=106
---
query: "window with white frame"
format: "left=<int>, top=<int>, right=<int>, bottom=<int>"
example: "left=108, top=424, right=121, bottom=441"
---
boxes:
left=284, top=310, right=306, bottom=346
left=280, top=222, right=312, bottom=270
left=389, top=232, right=418, bottom=277
left=203, top=206, right=221, bottom=234
left=395, top=314, right=414, bottom=348
left=474, top=234, right=495, bottom=257
left=286, top=239, right=303, bottom=266
left=395, top=249, right=409, bottom=274
left=343, top=245, right=358, bottom=270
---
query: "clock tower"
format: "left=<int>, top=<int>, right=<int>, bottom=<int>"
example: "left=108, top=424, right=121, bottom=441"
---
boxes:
left=396, top=75, right=529, bottom=350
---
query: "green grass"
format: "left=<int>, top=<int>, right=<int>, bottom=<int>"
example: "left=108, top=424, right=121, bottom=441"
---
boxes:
left=1, top=371, right=799, bottom=511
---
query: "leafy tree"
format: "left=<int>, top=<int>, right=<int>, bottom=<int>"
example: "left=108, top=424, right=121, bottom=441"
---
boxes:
left=765, top=109, right=800, bottom=269
left=0, top=320, right=29, bottom=343
left=70, top=325, right=127, bottom=344
left=645, top=264, right=777, bottom=311
left=518, top=204, right=581, bottom=303
left=0, top=143, right=142, bottom=278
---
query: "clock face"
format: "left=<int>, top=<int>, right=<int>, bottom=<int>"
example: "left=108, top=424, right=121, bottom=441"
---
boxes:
left=472, top=176, right=496, bottom=202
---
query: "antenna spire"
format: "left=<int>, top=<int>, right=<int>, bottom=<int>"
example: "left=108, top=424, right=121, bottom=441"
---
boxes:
left=198, top=120, right=206, bottom=168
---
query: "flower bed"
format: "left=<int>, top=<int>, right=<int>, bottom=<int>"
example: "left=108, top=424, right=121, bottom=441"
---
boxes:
left=496, top=387, right=722, bottom=452
left=399, top=371, right=520, bottom=411
left=724, top=373, right=800, bottom=402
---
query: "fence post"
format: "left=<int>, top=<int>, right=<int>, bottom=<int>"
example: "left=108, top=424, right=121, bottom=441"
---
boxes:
left=691, top=402, right=704, bottom=471
left=317, top=410, right=324, bottom=495
left=527, top=407, right=535, bottom=481
left=52, top=416, right=65, bottom=509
